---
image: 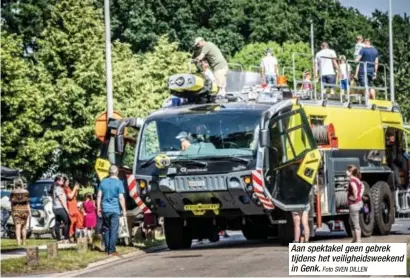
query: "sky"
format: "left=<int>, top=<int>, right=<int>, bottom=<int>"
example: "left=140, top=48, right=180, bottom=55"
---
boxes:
left=339, top=0, right=410, bottom=16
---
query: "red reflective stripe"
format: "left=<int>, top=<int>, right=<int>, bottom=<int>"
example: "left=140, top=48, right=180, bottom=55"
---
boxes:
left=128, top=179, right=137, bottom=192
left=252, top=173, right=263, bottom=187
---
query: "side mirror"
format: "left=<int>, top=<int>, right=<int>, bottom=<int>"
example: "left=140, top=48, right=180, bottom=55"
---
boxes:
left=259, top=129, right=270, bottom=148
left=115, top=134, right=125, bottom=154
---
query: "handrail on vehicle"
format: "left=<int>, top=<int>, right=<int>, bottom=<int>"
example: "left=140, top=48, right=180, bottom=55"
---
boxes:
left=316, top=56, right=388, bottom=106
left=291, top=52, right=317, bottom=101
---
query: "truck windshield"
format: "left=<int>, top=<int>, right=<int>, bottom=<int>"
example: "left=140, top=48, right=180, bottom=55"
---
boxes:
left=138, top=110, right=262, bottom=162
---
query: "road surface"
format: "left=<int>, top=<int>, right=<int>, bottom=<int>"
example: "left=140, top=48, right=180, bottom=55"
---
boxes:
left=76, top=219, right=410, bottom=277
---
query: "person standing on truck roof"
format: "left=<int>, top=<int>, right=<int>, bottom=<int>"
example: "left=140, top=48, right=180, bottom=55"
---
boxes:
left=355, top=38, right=379, bottom=100
left=354, top=35, right=364, bottom=59
left=339, top=55, right=351, bottom=95
left=346, top=165, right=364, bottom=243
left=193, top=37, right=229, bottom=97
left=260, top=48, right=279, bottom=87
left=315, top=42, right=339, bottom=95
left=97, top=165, right=127, bottom=256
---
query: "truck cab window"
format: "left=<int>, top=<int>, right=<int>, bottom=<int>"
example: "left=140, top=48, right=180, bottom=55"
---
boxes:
left=270, top=109, right=314, bottom=166
left=140, top=121, right=160, bottom=160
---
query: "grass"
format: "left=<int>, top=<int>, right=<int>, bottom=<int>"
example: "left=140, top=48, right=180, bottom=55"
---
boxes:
left=1, top=239, right=57, bottom=251
left=1, top=238, right=165, bottom=276
left=408, top=258, right=410, bottom=272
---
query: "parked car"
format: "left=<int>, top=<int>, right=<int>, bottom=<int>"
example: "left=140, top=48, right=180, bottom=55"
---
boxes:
left=28, top=179, right=53, bottom=210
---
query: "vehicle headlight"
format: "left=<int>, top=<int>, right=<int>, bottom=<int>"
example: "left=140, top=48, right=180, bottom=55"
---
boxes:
left=229, top=177, right=240, bottom=188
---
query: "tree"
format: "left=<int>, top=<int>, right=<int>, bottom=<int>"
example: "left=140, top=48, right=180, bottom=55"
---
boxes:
left=1, top=31, right=56, bottom=180
left=104, top=0, right=245, bottom=57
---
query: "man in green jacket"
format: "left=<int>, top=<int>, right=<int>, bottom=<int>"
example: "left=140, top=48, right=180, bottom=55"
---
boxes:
left=193, top=37, right=229, bottom=97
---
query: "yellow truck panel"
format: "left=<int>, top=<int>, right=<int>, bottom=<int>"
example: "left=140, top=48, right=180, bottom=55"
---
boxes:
left=301, top=105, right=402, bottom=150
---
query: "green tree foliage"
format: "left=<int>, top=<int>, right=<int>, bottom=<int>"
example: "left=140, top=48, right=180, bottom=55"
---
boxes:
left=2, top=0, right=410, bottom=181
left=1, top=32, right=55, bottom=179
left=103, top=0, right=245, bottom=57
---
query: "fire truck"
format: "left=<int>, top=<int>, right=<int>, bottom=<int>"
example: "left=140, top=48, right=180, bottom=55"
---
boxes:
left=96, top=58, right=410, bottom=249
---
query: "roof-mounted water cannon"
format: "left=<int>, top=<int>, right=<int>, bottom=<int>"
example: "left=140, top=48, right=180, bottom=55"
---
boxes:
left=167, top=59, right=218, bottom=104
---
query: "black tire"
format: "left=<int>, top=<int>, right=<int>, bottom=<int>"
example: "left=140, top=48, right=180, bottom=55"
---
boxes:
left=6, top=224, right=16, bottom=239
left=278, top=212, right=294, bottom=246
left=371, top=181, right=395, bottom=235
left=342, top=215, right=352, bottom=237
left=51, top=228, right=57, bottom=239
left=164, top=218, right=192, bottom=250
left=241, top=218, right=268, bottom=240
left=208, top=231, right=220, bottom=243
left=359, top=181, right=375, bottom=237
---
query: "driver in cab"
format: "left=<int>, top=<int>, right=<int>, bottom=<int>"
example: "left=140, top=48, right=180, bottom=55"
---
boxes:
left=176, top=131, right=191, bottom=151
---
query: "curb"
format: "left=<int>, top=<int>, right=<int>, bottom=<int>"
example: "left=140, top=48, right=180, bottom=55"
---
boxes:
left=49, top=244, right=168, bottom=277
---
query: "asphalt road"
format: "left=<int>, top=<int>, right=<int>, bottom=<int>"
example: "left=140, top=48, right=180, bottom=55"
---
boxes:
left=77, top=219, right=410, bottom=277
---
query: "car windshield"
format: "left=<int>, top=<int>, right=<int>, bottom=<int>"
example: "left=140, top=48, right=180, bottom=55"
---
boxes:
left=138, top=109, right=262, bottom=161
left=29, top=182, right=52, bottom=198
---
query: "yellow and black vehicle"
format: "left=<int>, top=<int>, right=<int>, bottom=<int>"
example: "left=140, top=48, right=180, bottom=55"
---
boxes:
left=109, top=58, right=409, bottom=250
left=277, top=98, right=409, bottom=237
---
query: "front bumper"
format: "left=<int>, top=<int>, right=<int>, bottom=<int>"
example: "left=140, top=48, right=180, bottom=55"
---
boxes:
left=135, top=170, right=267, bottom=218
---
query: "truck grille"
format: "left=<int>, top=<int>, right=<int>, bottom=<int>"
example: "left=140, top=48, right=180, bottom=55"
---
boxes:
left=174, top=175, right=228, bottom=192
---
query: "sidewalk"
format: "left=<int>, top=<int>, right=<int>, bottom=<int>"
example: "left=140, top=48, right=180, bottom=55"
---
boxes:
left=1, top=243, right=76, bottom=261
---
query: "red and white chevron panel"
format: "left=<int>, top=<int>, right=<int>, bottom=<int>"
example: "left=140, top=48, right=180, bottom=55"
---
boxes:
left=127, top=174, right=151, bottom=214
left=251, top=169, right=275, bottom=210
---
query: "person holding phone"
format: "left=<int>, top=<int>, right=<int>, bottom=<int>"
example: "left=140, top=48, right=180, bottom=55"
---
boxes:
left=52, top=175, right=71, bottom=242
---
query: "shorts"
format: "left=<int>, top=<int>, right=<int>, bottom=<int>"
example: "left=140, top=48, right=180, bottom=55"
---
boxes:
left=214, top=67, right=228, bottom=88
left=265, top=74, right=277, bottom=86
left=358, top=73, right=374, bottom=87
left=321, top=75, right=336, bottom=88
left=340, top=79, right=348, bottom=91
left=292, top=204, right=310, bottom=215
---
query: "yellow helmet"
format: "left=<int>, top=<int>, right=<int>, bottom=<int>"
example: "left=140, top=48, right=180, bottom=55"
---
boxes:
left=154, top=154, right=171, bottom=169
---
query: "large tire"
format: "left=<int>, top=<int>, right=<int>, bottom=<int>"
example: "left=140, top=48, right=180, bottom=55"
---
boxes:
left=241, top=217, right=268, bottom=240
left=278, top=212, right=294, bottom=246
left=342, top=215, right=352, bottom=237
left=371, top=181, right=395, bottom=235
left=359, top=181, right=375, bottom=237
left=164, top=218, right=192, bottom=250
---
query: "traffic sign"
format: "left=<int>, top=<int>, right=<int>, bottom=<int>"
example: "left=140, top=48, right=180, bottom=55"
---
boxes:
left=94, top=158, right=111, bottom=182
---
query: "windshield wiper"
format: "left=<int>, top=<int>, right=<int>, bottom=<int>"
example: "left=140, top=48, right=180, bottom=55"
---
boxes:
left=140, top=157, right=208, bottom=168
left=140, top=157, right=156, bottom=168
left=174, top=158, right=208, bottom=167
left=199, top=155, right=250, bottom=165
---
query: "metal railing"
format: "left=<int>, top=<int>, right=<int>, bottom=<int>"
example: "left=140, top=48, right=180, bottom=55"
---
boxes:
left=314, top=56, right=388, bottom=106
left=291, top=52, right=317, bottom=100
left=228, top=63, right=243, bottom=72
left=248, top=65, right=261, bottom=73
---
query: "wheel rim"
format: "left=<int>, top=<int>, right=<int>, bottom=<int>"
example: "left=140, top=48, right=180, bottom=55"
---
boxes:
left=362, top=195, right=372, bottom=225
left=382, top=196, right=390, bottom=224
